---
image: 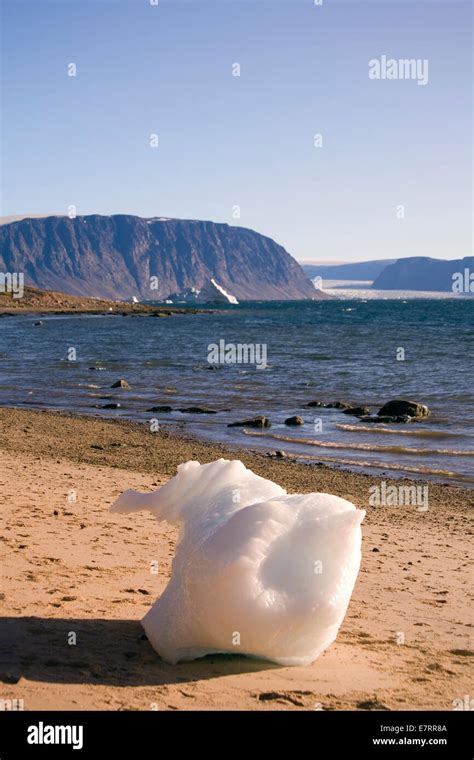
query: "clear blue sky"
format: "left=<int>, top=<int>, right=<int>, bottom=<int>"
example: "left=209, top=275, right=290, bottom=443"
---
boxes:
left=1, top=0, right=472, bottom=262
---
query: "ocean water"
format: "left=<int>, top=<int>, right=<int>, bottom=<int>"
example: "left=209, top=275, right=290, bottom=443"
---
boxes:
left=0, top=299, right=473, bottom=486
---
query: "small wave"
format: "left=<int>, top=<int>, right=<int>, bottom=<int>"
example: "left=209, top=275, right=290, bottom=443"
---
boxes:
left=242, top=430, right=474, bottom=457
left=336, top=424, right=465, bottom=439
left=305, top=454, right=474, bottom=481
left=263, top=450, right=474, bottom=482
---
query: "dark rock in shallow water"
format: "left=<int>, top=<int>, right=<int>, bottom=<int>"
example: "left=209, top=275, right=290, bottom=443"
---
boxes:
left=178, top=406, right=218, bottom=414
left=228, top=415, right=271, bottom=428
left=343, top=405, right=370, bottom=416
left=377, top=399, right=430, bottom=418
left=306, top=400, right=351, bottom=410
left=194, top=363, right=224, bottom=372
left=284, top=415, right=304, bottom=426
left=147, top=405, right=173, bottom=413
left=111, top=379, right=131, bottom=389
left=360, top=414, right=413, bottom=424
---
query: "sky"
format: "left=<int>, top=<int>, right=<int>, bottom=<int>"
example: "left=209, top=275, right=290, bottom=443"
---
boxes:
left=1, top=0, right=472, bottom=262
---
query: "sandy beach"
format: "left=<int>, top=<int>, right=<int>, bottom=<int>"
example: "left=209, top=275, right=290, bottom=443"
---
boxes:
left=0, top=407, right=472, bottom=711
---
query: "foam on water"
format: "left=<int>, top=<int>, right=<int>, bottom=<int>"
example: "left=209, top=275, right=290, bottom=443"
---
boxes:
left=242, top=429, right=474, bottom=457
left=111, top=458, right=365, bottom=666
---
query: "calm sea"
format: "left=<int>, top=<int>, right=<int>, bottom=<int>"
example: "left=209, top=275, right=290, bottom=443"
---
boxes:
left=1, top=300, right=473, bottom=486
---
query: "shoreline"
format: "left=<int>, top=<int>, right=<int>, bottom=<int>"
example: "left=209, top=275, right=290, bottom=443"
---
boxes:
left=0, top=406, right=472, bottom=504
left=0, top=286, right=212, bottom=315
left=1, top=406, right=472, bottom=710
left=2, top=299, right=472, bottom=490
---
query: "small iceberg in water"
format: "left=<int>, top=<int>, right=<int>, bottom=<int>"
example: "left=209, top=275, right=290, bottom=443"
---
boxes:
left=110, top=459, right=364, bottom=666
left=165, top=279, right=239, bottom=304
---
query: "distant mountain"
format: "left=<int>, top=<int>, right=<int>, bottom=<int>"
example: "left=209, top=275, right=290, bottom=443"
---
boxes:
left=302, top=259, right=395, bottom=281
left=372, top=257, right=474, bottom=293
left=0, top=215, right=318, bottom=301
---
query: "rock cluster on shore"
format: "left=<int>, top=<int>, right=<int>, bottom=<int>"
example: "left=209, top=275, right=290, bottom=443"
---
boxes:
left=0, top=285, right=206, bottom=316
left=88, top=385, right=431, bottom=431
left=304, top=398, right=430, bottom=424
left=64, top=361, right=433, bottom=432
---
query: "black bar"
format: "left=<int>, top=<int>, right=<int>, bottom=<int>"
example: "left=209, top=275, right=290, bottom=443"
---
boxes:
left=0, top=710, right=471, bottom=758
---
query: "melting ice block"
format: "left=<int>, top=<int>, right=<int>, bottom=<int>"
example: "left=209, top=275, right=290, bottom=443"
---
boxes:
left=111, top=459, right=365, bottom=666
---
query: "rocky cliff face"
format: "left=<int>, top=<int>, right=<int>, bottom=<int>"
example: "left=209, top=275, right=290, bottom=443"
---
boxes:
left=372, top=256, right=474, bottom=292
left=0, top=215, right=318, bottom=301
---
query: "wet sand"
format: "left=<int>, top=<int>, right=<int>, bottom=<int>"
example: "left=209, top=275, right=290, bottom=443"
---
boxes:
left=0, top=407, right=472, bottom=710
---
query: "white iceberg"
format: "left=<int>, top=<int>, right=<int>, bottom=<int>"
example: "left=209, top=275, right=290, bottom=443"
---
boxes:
left=110, top=459, right=364, bottom=666
left=165, top=279, right=239, bottom=305
left=199, top=278, right=239, bottom=304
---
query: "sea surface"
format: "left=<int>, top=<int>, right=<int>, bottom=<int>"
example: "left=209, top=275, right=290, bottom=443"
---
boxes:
left=0, top=299, right=473, bottom=487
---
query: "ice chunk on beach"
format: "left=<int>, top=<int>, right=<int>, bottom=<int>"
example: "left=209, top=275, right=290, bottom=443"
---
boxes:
left=111, top=459, right=364, bottom=666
